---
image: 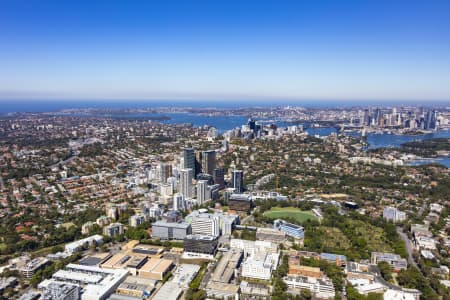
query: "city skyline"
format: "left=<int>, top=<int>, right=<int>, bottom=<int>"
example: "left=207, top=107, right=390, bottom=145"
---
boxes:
left=1, top=0, right=450, bottom=102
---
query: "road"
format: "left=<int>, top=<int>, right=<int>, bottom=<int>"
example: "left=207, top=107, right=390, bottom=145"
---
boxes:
left=396, top=226, right=419, bottom=269
left=241, top=207, right=259, bottom=225
left=49, top=150, right=78, bottom=169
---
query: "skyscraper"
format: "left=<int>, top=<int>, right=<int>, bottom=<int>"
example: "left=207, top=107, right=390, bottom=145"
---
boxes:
left=425, top=110, right=437, bottom=130
left=213, top=168, right=225, bottom=186
left=374, top=108, right=382, bottom=126
left=160, top=162, right=172, bottom=183
left=232, top=170, right=244, bottom=193
left=363, top=109, right=370, bottom=126
left=179, top=168, right=194, bottom=198
left=173, top=193, right=184, bottom=211
left=196, top=180, right=210, bottom=204
left=183, top=148, right=196, bottom=174
left=248, top=118, right=256, bottom=132
left=201, top=150, right=216, bottom=175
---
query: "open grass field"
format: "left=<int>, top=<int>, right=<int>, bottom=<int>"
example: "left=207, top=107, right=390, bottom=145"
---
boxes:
left=263, top=207, right=318, bottom=223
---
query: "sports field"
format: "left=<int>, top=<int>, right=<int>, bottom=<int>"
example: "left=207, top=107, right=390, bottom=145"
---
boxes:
left=263, top=207, right=318, bottom=223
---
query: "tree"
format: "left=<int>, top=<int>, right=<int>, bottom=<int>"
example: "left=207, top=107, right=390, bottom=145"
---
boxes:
left=377, top=261, right=393, bottom=281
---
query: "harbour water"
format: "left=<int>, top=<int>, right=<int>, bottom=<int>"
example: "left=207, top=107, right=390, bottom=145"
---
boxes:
left=1, top=103, right=449, bottom=167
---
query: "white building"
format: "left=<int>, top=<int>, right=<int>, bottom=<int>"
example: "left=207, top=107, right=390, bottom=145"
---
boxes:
left=171, top=264, right=201, bottom=288
left=189, top=212, right=220, bottom=237
left=103, top=223, right=124, bottom=237
left=383, top=289, right=420, bottom=300
left=81, top=221, right=95, bottom=235
left=152, top=281, right=184, bottom=300
left=159, top=183, right=173, bottom=198
left=148, top=204, right=162, bottom=218
left=196, top=180, right=210, bottom=204
left=415, top=236, right=437, bottom=250
left=283, top=275, right=335, bottom=299
left=383, top=206, right=406, bottom=223
left=173, top=193, right=185, bottom=211
left=65, top=235, right=104, bottom=254
left=38, top=264, right=128, bottom=300
left=430, top=203, right=443, bottom=214
left=242, top=252, right=280, bottom=280
left=219, top=214, right=239, bottom=236
left=179, top=168, right=194, bottom=198
left=231, top=239, right=279, bottom=281
left=129, top=214, right=146, bottom=227
left=230, top=239, right=278, bottom=256
left=40, top=282, right=81, bottom=300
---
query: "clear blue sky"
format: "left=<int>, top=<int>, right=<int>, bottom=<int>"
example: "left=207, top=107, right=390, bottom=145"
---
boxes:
left=1, top=0, right=450, bottom=102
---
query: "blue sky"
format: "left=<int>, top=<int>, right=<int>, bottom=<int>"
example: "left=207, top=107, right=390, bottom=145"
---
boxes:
left=1, top=0, right=450, bottom=102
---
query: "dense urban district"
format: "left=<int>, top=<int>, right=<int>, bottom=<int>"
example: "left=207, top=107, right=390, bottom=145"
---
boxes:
left=0, top=106, right=449, bottom=300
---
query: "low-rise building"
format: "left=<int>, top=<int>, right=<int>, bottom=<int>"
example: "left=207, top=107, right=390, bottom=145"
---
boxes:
left=289, top=265, right=322, bottom=278
left=81, top=221, right=96, bottom=235
left=242, top=252, right=280, bottom=281
left=205, top=282, right=240, bottom=299
left=256, top=227, right=286, bottom=243
left=183, top=234, right=218, bottom=259
left=228, top=194, right=253, bottom=212
left=371, top=252, right=407, bottom=271
left=65, top=235, right=104, bottom=254
left=0, top=277, right=18, bottom=293
left=240, top=281, right=271, bottom=299
left=415, top=236, right=437, bottom=250
left=38, top=263, right=128, bottom=300
left=210, top=249, right=243, bottom=283
left=129, top=214, right=146, bottom=227
left=171, top=264, right=201, bottom=288
left=115, top=276, right=156, bottom=298
left=151, top=281, right=183, bottom=300
left=383, top=289, right=421, bottom=300
left=40, top=281, right=81, bottom=300
left=283, top=275, right=335, bottom=299
left=273, top=219, right=305, bottom=239
left=138, top=259, right=173, bottom=280
left=103, top=223, right=124, bottom=237
left=320, top=253, right=347, bottom=267
left=19, top=257, right=49, bottom=278
left=383, top=207, right=406, bottom=223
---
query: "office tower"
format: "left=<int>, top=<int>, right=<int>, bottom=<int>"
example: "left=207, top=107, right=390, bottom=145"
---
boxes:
left=248, top=117, right=256, bottom=132
left=183, top=148, right=196, bottom=174
left=196, top=180, right=210, bottom=204
left=195, top=151, right=202, bottom=176
left=173, top=193, right=184, bottom=211
left=179, top=168, right=194, bottom=198
left=160, top=162, right=172, bottom=183
left=213, top=167, right=225, bottom=186
left=363, top=109, right=370, bottom=126
left=201, top=150, right=216, bottom=175
left=425, top=110, right=437, bottom=130
left=374, top=108, right=382, bottom=126
left=232, top=170, right=244, bottom=193
left=196, top=173, right=214, bottom=185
